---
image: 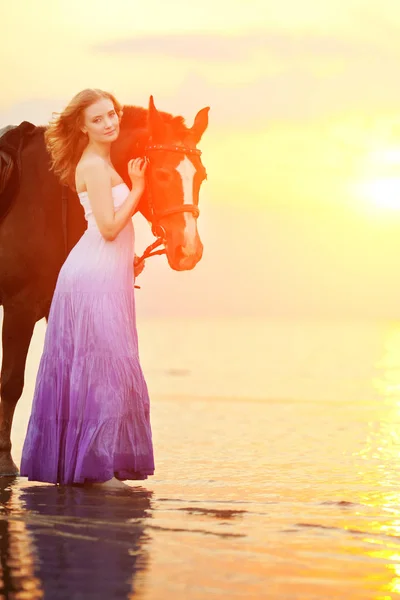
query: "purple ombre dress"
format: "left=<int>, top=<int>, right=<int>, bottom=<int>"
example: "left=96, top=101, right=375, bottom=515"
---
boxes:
left=21, top=183, right=155, bottom=484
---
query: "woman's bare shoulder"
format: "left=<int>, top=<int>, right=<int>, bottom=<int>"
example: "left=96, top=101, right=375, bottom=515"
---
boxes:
left=75, top=155, right=108, bottom=193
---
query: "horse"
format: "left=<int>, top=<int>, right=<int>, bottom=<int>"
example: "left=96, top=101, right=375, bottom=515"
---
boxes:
left=0, top=95, right=209, bottom=475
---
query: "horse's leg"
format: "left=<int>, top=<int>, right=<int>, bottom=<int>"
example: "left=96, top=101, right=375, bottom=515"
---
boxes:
left=0, top=305, right=36, bottom=475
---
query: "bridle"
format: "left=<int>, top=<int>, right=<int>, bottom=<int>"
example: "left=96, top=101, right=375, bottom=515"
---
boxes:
left=134, top=142, right=203, bottom=267
left=61, top=141, right=204, bottom=289
left=145, top=142, right=202, bottom=234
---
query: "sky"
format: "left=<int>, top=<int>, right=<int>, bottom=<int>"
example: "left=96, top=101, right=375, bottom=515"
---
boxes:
left=3, top=0, right=400, bottom=318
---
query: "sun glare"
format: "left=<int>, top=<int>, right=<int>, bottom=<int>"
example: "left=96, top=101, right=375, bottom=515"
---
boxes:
left=353, top=144, right=400, bottom=211
left=357, top=177, right=400, bottom=210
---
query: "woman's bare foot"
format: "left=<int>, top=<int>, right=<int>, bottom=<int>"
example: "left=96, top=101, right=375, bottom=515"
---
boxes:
left=90, top=477, right=127, bottom=489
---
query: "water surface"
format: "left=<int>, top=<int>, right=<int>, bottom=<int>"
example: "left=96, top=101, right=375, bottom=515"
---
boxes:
left=3, top=318, right=400, bottom=598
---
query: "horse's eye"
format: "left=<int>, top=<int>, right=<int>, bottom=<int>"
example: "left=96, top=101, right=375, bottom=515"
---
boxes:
left=155, top=169, right=172, bottom=182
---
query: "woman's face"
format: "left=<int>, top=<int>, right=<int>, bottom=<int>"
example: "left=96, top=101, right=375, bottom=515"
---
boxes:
left=82, top=97, right=120, bottom=143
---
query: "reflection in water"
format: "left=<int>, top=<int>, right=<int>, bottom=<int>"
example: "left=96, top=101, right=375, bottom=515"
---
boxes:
left=362, top=323, right=400, bottom=598
left=0, top=477, right=43, bottom=598
left=15, top=319, right=400, bottom=598
left=0, top=479, right=152, bottom=599
left=373, top=324, right=400, bottom=401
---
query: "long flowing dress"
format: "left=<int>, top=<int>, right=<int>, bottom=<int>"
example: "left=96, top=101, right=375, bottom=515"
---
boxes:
left=20, top=182, right=155, bottom=484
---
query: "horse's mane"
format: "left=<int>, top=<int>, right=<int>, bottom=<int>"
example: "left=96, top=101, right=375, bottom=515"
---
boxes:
left=121, top=105, right=189, bottom=137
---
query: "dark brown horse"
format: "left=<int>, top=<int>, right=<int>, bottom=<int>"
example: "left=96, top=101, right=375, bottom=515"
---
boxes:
left=0, top=96, right=209, bottom=475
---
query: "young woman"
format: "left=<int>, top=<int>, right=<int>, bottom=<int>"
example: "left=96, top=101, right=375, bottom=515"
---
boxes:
left=20, top=88, right=155, bottom=487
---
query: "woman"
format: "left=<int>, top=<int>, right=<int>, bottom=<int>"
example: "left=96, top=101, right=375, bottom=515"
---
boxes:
left=20, top=88, right=155, bottom=487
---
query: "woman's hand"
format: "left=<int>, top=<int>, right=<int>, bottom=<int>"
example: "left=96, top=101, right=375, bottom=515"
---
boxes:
left=128, top=157, right=148, bottom=193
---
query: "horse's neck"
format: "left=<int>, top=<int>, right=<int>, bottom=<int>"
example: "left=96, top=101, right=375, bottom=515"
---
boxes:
left=111, top=126, right=151, bottom=220
left=132, top=127, right=150, bottom=153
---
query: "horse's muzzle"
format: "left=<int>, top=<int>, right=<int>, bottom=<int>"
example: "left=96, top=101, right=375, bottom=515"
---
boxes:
left=167, top=242, right=203, bottom=271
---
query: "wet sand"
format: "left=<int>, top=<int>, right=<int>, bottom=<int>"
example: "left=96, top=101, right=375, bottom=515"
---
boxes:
left=3, top=318, right=400, bottom=598
left=3, top=394, right=400, bottom=599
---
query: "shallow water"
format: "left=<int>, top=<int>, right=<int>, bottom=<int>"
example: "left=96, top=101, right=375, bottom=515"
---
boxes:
left=4, top=318, right=400, bottom=598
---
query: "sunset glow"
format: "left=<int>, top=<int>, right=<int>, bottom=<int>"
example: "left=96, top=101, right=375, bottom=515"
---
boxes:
left=3, top=0, right=400, bottom=318
left=357, top=177, right=400, bottom=211
left=6, top=5, right=400, bottom=599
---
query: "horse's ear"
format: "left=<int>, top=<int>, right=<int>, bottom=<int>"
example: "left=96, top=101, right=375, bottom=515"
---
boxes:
left=189, top=107, right=210, bottom=144
left=148, top=95, right=165, bottom=139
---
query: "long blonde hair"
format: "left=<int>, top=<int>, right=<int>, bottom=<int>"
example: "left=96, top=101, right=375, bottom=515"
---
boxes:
left=44, top=88, right=123, bottom=190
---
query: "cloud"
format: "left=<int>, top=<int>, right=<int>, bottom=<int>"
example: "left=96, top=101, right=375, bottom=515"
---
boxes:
left=3, top=25, right=400, bottom=132
left=94, top=30, right=384, bottom=63
left=0, top=97, right=67, bottom=129
left=160, top=57, right=400, bottom=128
left=91, top=29, right=400, bottom=126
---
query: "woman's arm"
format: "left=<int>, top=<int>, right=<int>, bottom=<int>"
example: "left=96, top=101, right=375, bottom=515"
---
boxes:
left=82, top=157, right=147, bottom=241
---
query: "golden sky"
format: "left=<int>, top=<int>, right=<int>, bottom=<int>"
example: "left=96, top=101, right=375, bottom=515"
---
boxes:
left=3, top=0, right=400, bottom=318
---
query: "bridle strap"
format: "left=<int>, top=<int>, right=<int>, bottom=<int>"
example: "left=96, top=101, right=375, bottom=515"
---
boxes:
left=146, top=144, right=202, bottom=157
left=135, top=238, right=165, bottom=266
left=133, top=142, right=202, bottom=287
left=154, top=204, right=200, bottom=221
left=133, top=238, right=166, bottom=289
left=144, top=142, right=201, bottom=235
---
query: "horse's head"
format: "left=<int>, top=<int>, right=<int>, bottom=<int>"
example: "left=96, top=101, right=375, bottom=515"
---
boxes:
left=145, top=96, right=209, bottom=271
left=113, top=98, right=209, bottom=271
